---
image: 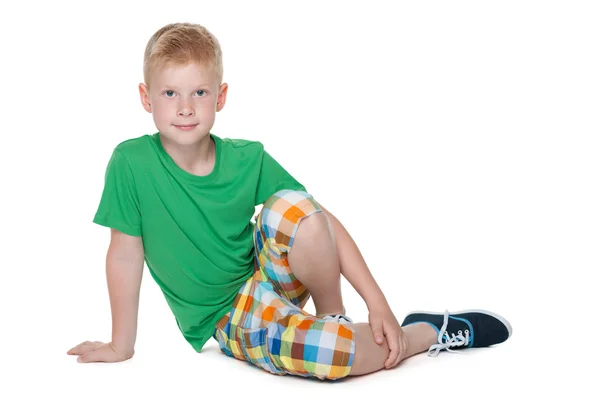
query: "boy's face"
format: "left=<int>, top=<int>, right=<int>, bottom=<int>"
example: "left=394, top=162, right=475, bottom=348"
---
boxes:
left=138, top=62, right=228, bottom=146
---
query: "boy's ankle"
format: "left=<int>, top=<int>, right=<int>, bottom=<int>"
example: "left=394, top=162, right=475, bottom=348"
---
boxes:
left=316, top=306, right=346, bottom=319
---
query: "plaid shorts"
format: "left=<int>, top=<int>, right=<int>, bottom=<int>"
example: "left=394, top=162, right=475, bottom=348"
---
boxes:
left=212, top=190, right=355, bottom=380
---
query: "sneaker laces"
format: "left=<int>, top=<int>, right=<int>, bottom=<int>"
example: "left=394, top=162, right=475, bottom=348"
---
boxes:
left=427, top=310, right=470, bottom=357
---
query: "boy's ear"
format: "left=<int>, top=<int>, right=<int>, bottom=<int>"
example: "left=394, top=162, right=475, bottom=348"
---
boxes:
left=216, top=83, right=228, bottom=112
left=139, top=83, right=152, bottom=113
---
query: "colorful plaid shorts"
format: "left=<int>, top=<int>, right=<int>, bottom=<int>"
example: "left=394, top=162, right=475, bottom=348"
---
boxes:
left=212, top=189, right=355, bottom=380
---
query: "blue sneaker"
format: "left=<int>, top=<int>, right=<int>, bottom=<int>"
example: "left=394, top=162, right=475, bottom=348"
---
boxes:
left=401, top=309, right=512, bottom=357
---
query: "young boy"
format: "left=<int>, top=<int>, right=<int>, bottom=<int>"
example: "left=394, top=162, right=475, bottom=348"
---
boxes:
left=67, top=22, right=512, bottom=380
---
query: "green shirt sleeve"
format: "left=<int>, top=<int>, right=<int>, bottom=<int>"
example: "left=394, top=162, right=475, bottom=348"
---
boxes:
left=93, top=148, right=142, bottom=236
left=255, top=149, right=306, bottom=206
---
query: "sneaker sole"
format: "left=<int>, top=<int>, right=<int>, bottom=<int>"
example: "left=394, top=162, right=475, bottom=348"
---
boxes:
left=404, top=309, right=513, bottom=338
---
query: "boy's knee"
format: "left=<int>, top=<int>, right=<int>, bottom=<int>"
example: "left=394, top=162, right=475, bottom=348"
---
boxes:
left=256, top=189, right=323, bottom=245
left=261, top=189, right=322, bottom=216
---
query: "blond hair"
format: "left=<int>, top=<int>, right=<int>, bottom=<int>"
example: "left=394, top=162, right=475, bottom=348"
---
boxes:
left=143, top=22, right=223, bottom=88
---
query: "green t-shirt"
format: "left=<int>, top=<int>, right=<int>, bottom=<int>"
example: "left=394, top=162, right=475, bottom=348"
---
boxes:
left=93, top=132, right=306, bottom=351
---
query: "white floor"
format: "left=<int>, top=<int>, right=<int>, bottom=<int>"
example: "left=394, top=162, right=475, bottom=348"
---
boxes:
left=8, top=274, right=594, bottom=399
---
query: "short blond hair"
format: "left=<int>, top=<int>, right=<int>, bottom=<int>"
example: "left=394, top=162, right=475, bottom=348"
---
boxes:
left=143, top=22, right=223, bottom=88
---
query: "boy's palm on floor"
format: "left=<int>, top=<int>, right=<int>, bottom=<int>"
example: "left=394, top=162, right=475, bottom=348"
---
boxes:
left=67, top=341, right=133, bottom=363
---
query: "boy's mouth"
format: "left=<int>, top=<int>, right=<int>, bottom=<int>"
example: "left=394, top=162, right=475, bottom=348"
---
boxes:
left=173, top=124, right=199, bottom=130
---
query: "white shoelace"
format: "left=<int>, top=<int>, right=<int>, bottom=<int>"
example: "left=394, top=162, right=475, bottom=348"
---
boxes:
left=427, top=310, right=470, bottom=357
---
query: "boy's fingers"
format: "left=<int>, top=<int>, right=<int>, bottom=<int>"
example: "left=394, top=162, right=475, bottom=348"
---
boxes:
left=70, top=341, right=90, bottom=349
left=372, top=322, right=384, bottom=345
left=393, top=333, right=408, bottom=367
left=77, top=350, right=103, bottom=363
left=393, top=341, right=404, bottom=367
left=68, top=341, right=106, bottom=355
left=400, top=334, right=408, bottom=361
left=385, top=333, right=399, bottom=368
left=67, top=344, right=89, bottom=355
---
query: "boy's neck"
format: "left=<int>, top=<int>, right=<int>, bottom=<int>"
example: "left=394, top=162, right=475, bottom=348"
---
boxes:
left=160, top=133, right=216, bottom=176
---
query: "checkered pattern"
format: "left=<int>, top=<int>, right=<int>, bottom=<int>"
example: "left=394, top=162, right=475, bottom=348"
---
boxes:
left=213, top=190, right=355, bottom=380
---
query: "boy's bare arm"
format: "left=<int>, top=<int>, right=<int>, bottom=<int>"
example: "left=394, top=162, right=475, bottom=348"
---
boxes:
left=67, top=228, right=144, bottom=363
left=107, top=228, right=145, bottom=354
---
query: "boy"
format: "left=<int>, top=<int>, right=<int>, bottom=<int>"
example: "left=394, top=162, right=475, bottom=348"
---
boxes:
left=67, top=22, right=512, bottom=380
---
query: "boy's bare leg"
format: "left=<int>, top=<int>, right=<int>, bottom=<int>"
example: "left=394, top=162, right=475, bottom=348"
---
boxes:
left=288, top=211, right=345, bottom=317
left=349, top=322, right=438, bottom=376
left=287, top=212, right=438, bottom=374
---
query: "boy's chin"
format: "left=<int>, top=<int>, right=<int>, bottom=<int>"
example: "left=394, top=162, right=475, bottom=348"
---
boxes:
left=161, top=130, right=210, bottom=145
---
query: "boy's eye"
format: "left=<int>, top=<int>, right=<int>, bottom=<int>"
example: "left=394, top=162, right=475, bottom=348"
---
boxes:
left=163, top=90, right=205, bottom=97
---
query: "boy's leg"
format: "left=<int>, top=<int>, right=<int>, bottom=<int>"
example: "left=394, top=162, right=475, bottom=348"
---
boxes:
left=349, top=322, right=437, bottom=375
left=253, top=190, right=512, bottom=379
left=287, top=209, right=345, bottom=317
left=252, top=189, right=355, bottom=379
left=255, top=190, right=437, bottom=378
left=350, top=307, right=514, bottom=375
left=255, top=189, right=343, bottom=315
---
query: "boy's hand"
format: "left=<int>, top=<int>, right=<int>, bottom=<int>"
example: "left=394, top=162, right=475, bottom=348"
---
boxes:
left=67, top=341, right=134, bottom=363
left=368, top=305, right=407, bottom=369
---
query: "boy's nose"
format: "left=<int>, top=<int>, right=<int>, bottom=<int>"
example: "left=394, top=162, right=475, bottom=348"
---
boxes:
left=178, top=100, right=195, bottom=116
left=178, top=106, right=195, bottom=117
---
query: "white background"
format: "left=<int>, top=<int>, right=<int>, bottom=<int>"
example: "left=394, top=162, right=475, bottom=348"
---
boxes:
left=1, top=0, right=598, bottom=398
